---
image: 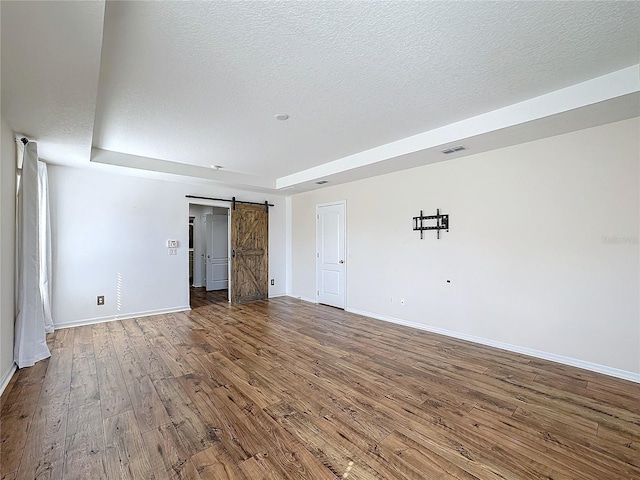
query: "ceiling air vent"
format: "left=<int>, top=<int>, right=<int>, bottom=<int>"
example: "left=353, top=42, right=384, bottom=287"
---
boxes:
left=440, top=145, right=466, bottom=154
left=315, top=180, right=329, bottom=185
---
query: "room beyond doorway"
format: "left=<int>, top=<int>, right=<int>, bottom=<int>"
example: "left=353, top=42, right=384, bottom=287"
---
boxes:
left=188, top=203, right=230, bottom=307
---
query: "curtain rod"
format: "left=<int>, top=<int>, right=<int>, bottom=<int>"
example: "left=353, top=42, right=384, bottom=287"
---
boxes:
left=185, top=195, right=274, bottom=210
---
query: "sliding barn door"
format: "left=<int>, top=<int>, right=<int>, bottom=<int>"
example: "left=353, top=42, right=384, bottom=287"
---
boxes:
left=230, top=203, right=269, bottom=304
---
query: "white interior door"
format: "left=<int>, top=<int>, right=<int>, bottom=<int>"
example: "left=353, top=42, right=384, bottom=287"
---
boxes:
left=205, top=213, right=229, bottom=291
left=316, top=202, right=346, bottom=308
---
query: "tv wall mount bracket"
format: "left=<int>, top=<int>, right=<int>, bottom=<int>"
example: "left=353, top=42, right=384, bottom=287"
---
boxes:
left=413, top=208, right=449, bottom=239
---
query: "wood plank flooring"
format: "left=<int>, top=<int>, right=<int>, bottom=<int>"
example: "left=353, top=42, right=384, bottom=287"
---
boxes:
left=1, top=288, right=639, bottom=479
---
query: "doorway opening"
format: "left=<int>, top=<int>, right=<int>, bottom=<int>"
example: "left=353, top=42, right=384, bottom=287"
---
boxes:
left=188, top=203, right=230, bottom=307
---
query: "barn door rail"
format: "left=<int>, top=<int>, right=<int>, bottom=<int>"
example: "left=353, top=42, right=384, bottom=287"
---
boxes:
left=186, top=195, right=274, bottom=212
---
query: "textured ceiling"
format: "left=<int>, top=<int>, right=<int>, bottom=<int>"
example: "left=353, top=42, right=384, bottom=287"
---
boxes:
left=92, top=1, right=640, bottom=179
left=1, top=1, right=105, bottom=165
left=1, top=1, right=639, bottom=191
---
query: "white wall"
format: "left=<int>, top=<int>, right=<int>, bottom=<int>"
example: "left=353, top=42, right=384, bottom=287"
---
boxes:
left=48, top=166, right=287, bottom=328
left=291, top=118, right=640, bottom=378
left=0, top=117, right=16, bottom=390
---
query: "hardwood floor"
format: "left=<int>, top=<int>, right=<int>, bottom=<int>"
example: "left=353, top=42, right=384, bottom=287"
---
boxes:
left=1, top=294, right=639, bottom=479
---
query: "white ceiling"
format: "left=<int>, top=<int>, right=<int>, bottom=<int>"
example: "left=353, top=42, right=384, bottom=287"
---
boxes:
left=2, top=1, right=639, bottom=193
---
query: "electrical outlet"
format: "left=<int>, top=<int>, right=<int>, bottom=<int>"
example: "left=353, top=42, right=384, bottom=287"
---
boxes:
left=168, top=248, right=177, bottom=255
left=270, top=279, right=275, bottom=286
left=400, top=298, right=405, bottom=306
left=97, top=295, right=104, bottom=305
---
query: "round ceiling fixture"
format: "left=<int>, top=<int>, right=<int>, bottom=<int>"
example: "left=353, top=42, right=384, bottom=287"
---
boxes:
left=275, top=113, right=289, bottom=121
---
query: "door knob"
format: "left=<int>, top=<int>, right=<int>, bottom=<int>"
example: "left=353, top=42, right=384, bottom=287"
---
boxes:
left=339, top=260, right=344, bottom=264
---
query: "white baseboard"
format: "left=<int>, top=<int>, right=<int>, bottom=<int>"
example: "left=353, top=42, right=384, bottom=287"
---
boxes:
left=344, top=307, right=640, bottom=384
left=288, top=295, right=318, bottom=304
left=268, top=292, right=287, bottom=298
left=54, top=305, right=192, bottom=330
left=0, top=364, right=17, bottom=397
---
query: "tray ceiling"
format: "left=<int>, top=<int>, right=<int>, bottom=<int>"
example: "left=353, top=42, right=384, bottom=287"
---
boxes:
left=2, top=1, right=639, bottom=192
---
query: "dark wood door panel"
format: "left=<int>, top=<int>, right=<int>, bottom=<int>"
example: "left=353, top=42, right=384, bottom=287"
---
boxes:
left=231, top=203, right=268, bottom=304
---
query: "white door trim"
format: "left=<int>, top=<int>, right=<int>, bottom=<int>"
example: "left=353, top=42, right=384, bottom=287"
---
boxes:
left=315, top=200, right=347, bottom=308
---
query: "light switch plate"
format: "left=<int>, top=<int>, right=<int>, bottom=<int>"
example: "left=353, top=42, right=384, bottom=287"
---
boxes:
left=167, top=240, right=178, bottom=248
left=169, top=248, right=177, bottom=255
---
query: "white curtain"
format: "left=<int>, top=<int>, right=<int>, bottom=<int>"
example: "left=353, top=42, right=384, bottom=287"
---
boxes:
left=14, top=141, right=53, bottom=368
left=38, top=161, right=54, bottom=334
